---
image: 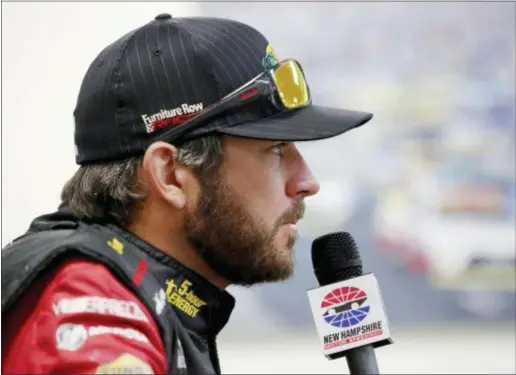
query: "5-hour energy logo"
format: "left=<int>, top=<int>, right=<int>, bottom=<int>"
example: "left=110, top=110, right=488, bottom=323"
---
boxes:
left=165, top=279, right=206, bottom=318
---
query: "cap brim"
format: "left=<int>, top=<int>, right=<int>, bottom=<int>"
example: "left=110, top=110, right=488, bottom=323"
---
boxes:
left=216, top=104, right=373, bottom=141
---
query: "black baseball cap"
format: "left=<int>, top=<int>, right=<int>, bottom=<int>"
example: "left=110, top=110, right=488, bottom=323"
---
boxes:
left=73, top=14, right=373, bottom=165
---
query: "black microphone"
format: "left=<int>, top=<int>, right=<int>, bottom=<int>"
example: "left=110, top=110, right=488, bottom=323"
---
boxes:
left=309, top=232, right=392, bottom=375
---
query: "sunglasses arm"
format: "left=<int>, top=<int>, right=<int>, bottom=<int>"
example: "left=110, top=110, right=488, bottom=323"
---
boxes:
left=155, top=76, right=274, bottom=143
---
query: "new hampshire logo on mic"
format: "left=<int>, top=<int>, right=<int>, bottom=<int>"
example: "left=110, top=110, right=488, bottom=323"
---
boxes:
left=321, top=286, right=370, bottom=328
left=307, top=274, right=393, bottom=359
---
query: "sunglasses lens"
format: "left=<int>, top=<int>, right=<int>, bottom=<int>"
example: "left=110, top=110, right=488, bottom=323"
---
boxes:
left=272, top=60, right=310, bottom=109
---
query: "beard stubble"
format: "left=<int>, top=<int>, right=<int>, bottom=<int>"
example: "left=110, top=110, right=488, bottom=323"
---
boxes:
left=184, top=171, right=305, bottom=287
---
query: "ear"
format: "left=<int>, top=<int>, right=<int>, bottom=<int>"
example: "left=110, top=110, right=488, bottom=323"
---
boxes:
left=142, top=141, right=190, bottom=210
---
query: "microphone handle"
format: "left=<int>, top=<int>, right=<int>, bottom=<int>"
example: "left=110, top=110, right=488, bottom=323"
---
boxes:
left=346, top=345, right=380, bottom=375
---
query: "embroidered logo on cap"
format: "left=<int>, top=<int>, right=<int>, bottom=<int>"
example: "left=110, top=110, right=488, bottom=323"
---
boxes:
left=261, top=44, right=279, bottom=70
left=142, top=102, right=204, bottom=133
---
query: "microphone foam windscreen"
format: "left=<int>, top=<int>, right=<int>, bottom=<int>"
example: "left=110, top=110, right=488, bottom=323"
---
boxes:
left=311, top=232, right=363, bottom=286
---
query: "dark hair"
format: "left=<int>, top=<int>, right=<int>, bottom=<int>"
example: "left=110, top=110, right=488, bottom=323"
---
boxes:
left=61, top=135, right=223, bottom=225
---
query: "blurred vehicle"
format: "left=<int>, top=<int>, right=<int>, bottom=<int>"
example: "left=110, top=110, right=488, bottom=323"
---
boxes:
left=373, top=151, right=516, bottom=317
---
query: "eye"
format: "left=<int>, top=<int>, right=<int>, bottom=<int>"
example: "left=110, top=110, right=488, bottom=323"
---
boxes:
left=271, top=142, right=288, bottom=156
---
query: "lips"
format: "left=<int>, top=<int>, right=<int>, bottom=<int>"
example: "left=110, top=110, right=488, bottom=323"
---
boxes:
left=278, top=200, right=305, bottom=227
left=283, top=214, right=302, bottom=226
left=291, top=216, right=302, bottom=225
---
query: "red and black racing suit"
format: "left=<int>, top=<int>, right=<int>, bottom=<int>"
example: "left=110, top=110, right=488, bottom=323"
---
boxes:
left=2, top=205, right=234, bottom=374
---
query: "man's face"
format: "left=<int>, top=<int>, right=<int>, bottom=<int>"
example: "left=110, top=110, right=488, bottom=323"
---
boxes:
left=184, top=136, right=320, bottom=286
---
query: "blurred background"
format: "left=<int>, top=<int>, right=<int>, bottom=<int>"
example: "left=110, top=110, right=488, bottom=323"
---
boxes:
left=2, top=2, right=515, bottom=374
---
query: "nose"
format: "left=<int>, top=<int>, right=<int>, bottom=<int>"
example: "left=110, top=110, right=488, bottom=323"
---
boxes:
left=297, top=168, right=321, bottom=199
left=285, top=149, right=321, bottom=199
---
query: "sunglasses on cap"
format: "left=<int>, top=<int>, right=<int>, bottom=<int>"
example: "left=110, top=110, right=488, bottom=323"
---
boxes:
left=155, top=59, right=311, bottom=143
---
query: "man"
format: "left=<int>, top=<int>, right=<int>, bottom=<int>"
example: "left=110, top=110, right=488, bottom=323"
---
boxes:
left=1, top=14, right=372, bottom=374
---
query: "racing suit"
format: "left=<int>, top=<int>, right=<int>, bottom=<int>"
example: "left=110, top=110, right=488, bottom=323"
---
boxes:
left=1, top=204, right=235, bottom=374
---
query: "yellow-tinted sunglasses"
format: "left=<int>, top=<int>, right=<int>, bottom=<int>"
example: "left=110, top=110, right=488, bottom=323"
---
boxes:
left=156, top=59, right=311, bottom=143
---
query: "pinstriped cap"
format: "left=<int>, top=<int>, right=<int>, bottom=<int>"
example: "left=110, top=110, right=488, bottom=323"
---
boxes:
left=73, top=14, right=373, bottom=165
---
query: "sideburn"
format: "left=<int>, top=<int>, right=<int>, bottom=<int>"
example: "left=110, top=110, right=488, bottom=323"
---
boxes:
left=183, top=169, right=293, bottom=286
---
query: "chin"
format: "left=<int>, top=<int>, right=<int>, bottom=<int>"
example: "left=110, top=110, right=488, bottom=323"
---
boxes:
left=276, top=224, right=298, bottom=244
left=272, top=241, right=296, bottom=266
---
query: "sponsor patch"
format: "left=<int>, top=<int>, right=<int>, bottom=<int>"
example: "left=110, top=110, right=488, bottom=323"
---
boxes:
left=56, top=323, right=88, bottom=351
left=176, top=337, right=187, bottom=374
left=153, top=289, right=166, bottom=315
left=142, top=102, right=204, bottom=133
left=56, top=324, right=150, bottom=351
left=53, top=296, right=149, bottom=323
left=107, top=237, right=124, bottom=255
left=88, top=325, right=150, bottom=344
left=95, top=353, right=154, bottom=374
left=165, top=279, right=207, bottom=318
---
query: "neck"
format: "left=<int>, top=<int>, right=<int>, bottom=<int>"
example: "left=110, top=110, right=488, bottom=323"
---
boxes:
left=126, top=219, right=230, bottom=290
